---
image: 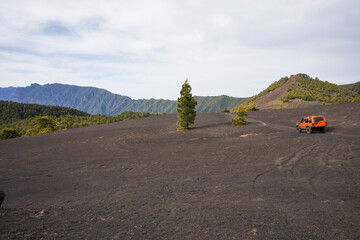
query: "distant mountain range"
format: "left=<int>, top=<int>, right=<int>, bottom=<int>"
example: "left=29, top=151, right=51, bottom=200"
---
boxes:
left=0, top=83, right=248, bottom=115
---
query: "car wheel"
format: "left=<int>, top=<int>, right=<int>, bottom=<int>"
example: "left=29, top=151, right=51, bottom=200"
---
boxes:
left=306, top=127, right=312, bottom=134
left=320, top=127, right=325, bottom=133
left=296, top=126, right=301, bottom=133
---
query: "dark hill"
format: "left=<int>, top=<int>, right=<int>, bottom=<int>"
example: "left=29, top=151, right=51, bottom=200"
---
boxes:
left=234, top=74, right=359, bottom=110
left=0, top=84, right=247, bottom=115
left=0, top=100, right=89, bottom=123
left=0, top=100, right=156, bottom=139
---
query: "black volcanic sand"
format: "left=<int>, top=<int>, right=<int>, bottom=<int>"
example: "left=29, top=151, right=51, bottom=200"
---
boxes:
left=247, top=102, right=360, bottom=136
left=1, top=103, right=360, bottom=239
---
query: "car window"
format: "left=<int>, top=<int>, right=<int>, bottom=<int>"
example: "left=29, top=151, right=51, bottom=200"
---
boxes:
left=314, top=117, right=324, bottom=123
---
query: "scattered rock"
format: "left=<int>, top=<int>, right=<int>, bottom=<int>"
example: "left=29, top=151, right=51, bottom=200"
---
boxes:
left=248, top=228, right=258, bottom=235
left=32, top=209, right=48, bottom=218
left=40, top=209, right=48, bottom=215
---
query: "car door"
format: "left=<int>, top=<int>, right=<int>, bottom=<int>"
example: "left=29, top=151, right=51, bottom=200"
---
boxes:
left=299, top=118, right=308, bottom=129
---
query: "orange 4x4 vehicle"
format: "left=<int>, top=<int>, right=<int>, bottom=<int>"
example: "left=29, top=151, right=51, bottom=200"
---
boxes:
left=296, top=116, right=327, bottom=134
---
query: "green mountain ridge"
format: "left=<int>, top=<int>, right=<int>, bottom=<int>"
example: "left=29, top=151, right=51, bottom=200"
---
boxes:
left=340, top=82, right=360, bottom=95
left=0, top=84, right=248, bottom=115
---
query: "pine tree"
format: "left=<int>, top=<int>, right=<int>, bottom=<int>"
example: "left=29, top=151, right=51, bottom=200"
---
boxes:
left=177, top=80, right=197, bottom=130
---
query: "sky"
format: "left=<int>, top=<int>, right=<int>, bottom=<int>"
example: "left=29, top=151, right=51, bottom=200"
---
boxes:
left=0, top=0, right=359, bottom=100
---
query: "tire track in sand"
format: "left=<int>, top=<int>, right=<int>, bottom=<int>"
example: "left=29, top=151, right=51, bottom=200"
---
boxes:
left=252, top=145, right=317, bottom=198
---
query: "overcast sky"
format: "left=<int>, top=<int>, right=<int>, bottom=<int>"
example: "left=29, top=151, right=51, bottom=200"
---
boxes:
left=0, top=0, right=359, bottom=99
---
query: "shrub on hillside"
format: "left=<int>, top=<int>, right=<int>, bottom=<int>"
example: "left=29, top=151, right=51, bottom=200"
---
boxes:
left=34, top=116, right=58, bottom=131
left=0, top=128, right=20, bottom=140
left=246, top=103, right=259, bottom=111
left=236, top=108, right=248, bottom=117
left=26, top=128, right=38, bottom=136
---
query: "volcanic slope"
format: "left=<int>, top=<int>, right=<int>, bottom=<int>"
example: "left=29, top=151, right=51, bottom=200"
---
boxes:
left=239, top=74, right=359, bottom=110
left=1, top=102, right=360, bottom=239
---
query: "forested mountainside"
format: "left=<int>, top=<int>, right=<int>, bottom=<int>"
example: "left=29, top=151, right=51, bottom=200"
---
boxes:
left=0, top=100, right=156, bottom=140
left=0, top=83, right=247, bottom=115
left=341, top=81, right=360, bottom=95
left=0, top=100, right=89, bottom=124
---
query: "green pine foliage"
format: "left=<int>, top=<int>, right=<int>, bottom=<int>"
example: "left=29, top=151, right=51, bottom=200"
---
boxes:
left=177, top=80, right=197, bottom=130
left=0, top=101, right=156, bottom=140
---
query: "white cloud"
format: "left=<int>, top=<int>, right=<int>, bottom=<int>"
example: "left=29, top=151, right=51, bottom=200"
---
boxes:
left=211, top=14, right=231, bottom=29
left=0, top=0, right=359, bottom=99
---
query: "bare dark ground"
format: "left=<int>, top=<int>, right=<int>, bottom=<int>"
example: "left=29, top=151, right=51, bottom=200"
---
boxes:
left=1, top=102, right=360, bottom=239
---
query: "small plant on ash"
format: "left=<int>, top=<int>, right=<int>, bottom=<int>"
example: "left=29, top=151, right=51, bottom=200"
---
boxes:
left=231, top=107, right=248, bottom=125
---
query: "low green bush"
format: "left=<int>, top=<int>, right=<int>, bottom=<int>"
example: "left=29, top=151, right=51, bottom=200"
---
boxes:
left=0, top=128, right=20, bottom=140
left=231, top=117, right=248, bottom=125
left=236, top=108, right=248, bottom=117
